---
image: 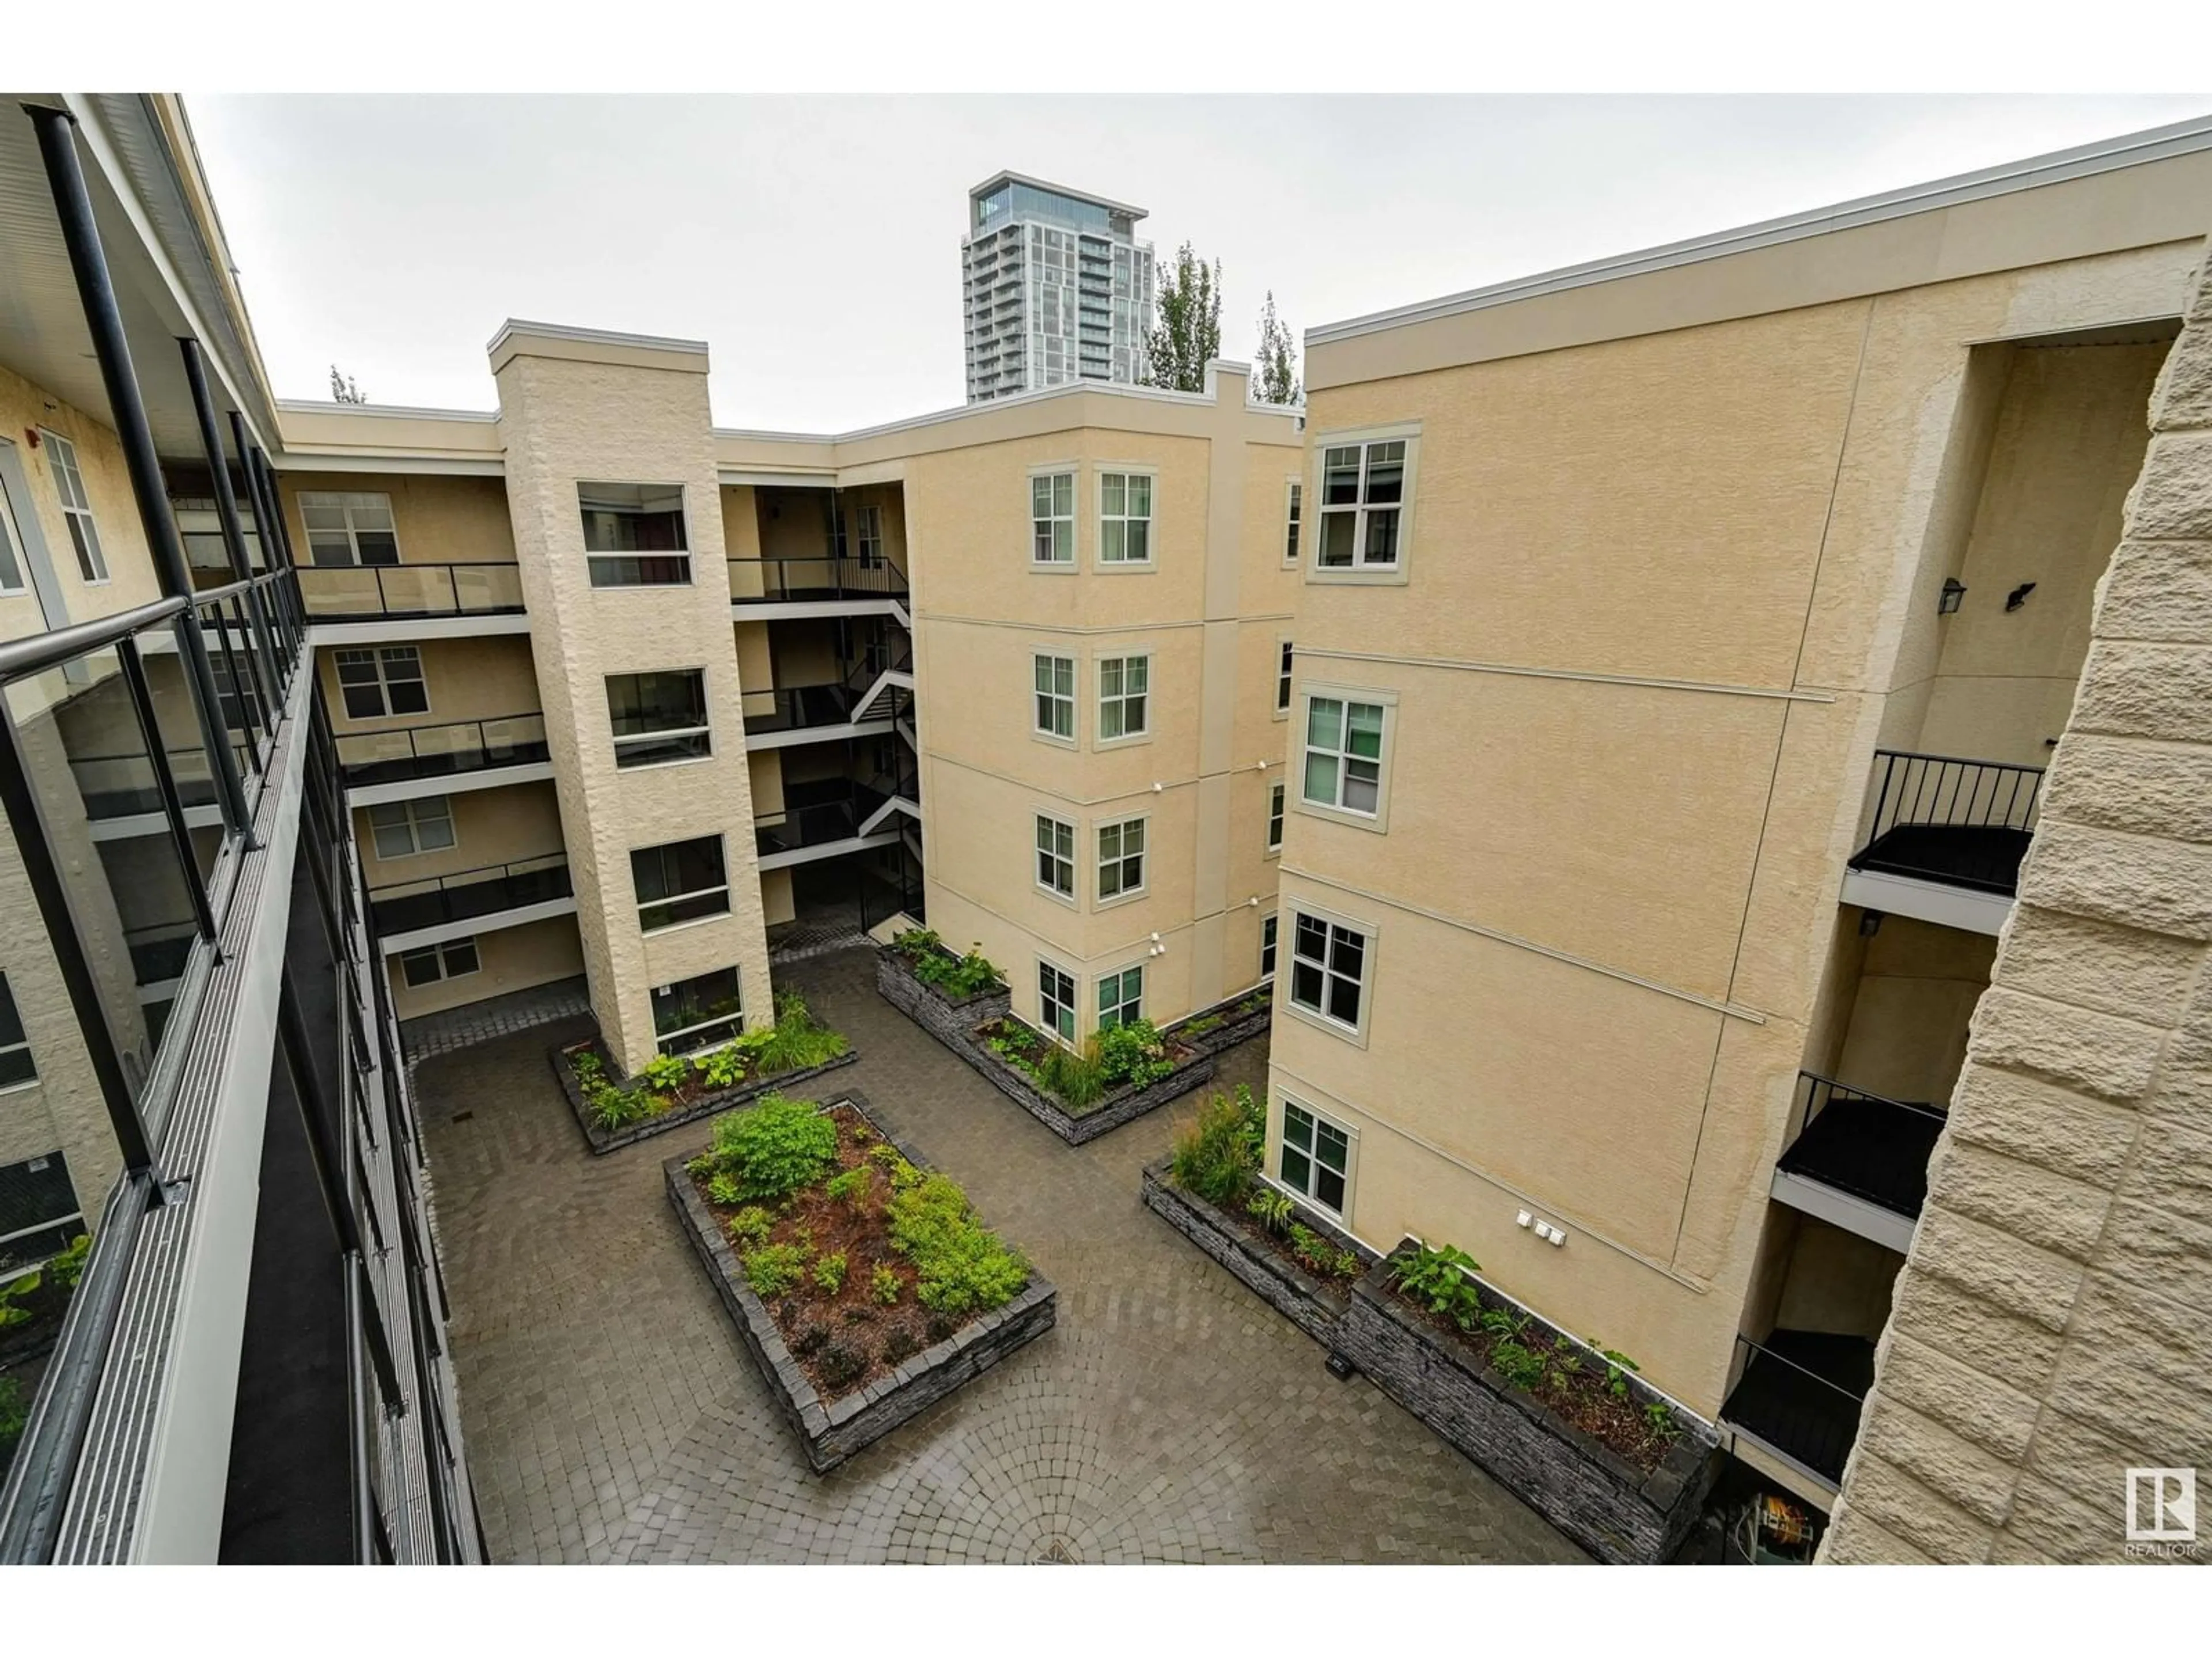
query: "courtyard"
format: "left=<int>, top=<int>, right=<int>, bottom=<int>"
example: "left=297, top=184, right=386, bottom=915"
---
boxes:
left=412, top=946, right=1584, bottom=1564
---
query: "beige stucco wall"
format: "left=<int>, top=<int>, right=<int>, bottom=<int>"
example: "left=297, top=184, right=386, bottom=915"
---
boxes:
left=354, top=779, right=564, bottom=893
left=1824, top=236, right=2212, bottom=1565
left=278, top=469, right=517, bottom=566
left=318, top=633, right=541, bottom=743
left=385, top=911, right=584, bottom=1020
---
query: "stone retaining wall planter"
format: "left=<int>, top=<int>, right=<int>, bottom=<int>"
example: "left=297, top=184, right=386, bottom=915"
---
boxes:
left=1164, top=988, right=1274, bottom=1058
left=874, top=945, right=1010, bottom=1048
left=1139, top=1160, right=1375, bottom=1345
left=1330, top=1240, right=1721, bottom=1565
left=552, top=1043, right=860, bottom=1156
left=964, top=1025, right=1215, bottom=1146
left=665, top=1092, right=1056, bottom=1473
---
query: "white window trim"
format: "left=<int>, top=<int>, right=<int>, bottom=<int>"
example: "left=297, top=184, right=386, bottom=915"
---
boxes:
left=334, top=645, right=431, bottom=723
left=0, top=971, right=37, bottom=1094
left=398, top=937, right=480, bottom=988
left=579, top=483, right=692, bottom=588
left=609, top=669, right=713, bottom=770
left=1094, top=812, right=1149, bottom=910
left=1281, top=899, right=1378, bottom=1048
left=1274, top=1093, right=1359, bottom=1222
left=1094, top=957, right=1146, bottom=1031
left=634, top=835, right=732, bottom=935
left=1296, top=681, right=1399, bottom=835
left=1093, top=647, right=1153, bottom=749
left=1037, top=956, right=1080, bottom=1047
left=1260, top=912, right=1279, bottom=981
left=1093, top=465, right=1157, bottom=572
left=40, top=430, right=109, bottom=585
left=1307, top=422, right=1419, bottom=588
left=298, top=488, right=402, bottom=569
left=1031, top=650, right=1077, bottom=749
left=653, top=968, right=748, bottom=1056
left=1273, top=635, right=1293, bottom=722
left=1266, top=779, right=1285, bottom=858
left=1282, top=476, right=1304, bottom=567
left=1034, top=810, right=1077, bottom=907
left=854, top=502, right=885, bottom=569
left=1028, top=463, right=1078, bottom=571
left=0, top=472, right=33, bottom=596
left=368, top=795, right=458, bottom=861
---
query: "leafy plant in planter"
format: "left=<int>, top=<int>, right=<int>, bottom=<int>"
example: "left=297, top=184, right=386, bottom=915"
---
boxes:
left=1245, top=1187, right=1294, bottom=1236
left=0, top=1270, right=40, bottom=1330
left=0, top=1375, right=26, bottom=1467
left=813, top=1252, right=848, bottom=1296
left=51, top=1234, right=88, bottom=1293
left=741, top=1242, right=809, bottom=1297
left=1390, top=1241, right=1484, bottom=1331
left=1170, top=1084, right=1265, bottom=1206
left=1588, top=1342, right=1641, bottom=1398
left=694, top=1040, right=753, bottom=1090
left=642, top=1053, right=690, bottom=1095
left=586, top=1079, right=654, bottom=1131
left=727, top=1206, right=774, bottom=1247
left=886, top=1173, right=1028, bottom=1315
left=757, top=991, right=850, bottom=1073
left=1491, top=1339, right=1546, bottom=1392
left=892, top=928, right=1003, bottom=998
left=871, top=1263, right=901, bottom=1305
left=1094, top=1020, right=1173, bottom=1088
left=824, top=1166, right=873, bottom=1206
left=709, top=1093, right=839, bottom=1199
left=571, top=1049, right=604, bottom=1087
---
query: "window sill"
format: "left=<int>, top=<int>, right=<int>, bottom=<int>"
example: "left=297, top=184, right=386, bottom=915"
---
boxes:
left=1092, top=732, right=1153, bottom=752
left=1031, top=730, right=1078, bottom=752
left=613, top=751, right=716, bottom=774
left=1029, top=560, right=1078, bottom=575
left=1306, top=565, right=1408, bottom=588
left=639, top=909, right=734, bottom=940
left=1094, top=887, right=1148, bottom=912
left=1294, top=796, right=1388, bottom=836
left=1036, top=884, right=1079, bottom=910
left=1281, top=999, right=1369, bottom=1050
left=1091, top=560, right=1157, bottom=575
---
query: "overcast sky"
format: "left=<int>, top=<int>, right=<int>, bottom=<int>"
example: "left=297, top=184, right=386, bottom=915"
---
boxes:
left=188, top=94, right=2211, bottom=433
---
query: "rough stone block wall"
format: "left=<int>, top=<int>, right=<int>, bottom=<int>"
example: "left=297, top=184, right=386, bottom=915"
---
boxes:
left=1824, top=241, right=2212, bottom=1565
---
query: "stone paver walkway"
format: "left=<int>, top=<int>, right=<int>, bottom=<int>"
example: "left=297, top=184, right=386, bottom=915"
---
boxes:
left=415, top=946, right=1584, bottom=1563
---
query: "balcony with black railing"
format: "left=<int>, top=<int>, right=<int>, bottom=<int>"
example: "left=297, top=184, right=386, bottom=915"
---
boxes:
left=335, top=714, right=550, bottom=790
left=1719, top=1332, right=1874, bottom=1493
left=298, top=561, right=525, bottom=621
left=368, top=854, right=573, bottom=941
left=1848, top=749, right=2043, bottom=897
left=1771, top=1071, right=1948, bottom=1251
left=728, top=554, right=908, bottom=606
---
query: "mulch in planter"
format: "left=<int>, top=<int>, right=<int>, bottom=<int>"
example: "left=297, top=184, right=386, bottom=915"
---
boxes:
left=1209, top=1185, right=1368, bottom=1291
left=683, top=1101, right=1021, bottom=1403
left=1164, top=985, right=1273, bottom=1050
left=972, top=1017, right=1205, bottom=1118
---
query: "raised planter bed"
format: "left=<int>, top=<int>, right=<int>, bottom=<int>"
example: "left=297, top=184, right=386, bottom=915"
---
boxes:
left=665, top=1089, right=1056, bottom=1472
left=1163, top=984, right=1274, bottom=1058
left=553, top=1038, right=858, bottom=1156
left=1141, top=1158, right=1375, bottom=1345
left=1331, top=1239, right=1721, bottom=1565
left=967, top=1017, right=1215, bottom=1146
left=874, top=941, right=1010, bottom=1050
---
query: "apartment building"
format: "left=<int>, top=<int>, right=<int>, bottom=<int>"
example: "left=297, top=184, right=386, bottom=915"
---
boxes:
left=1272, top=118, right=2212, bottom=1536
left=964, top=172, right=1155, bottom=402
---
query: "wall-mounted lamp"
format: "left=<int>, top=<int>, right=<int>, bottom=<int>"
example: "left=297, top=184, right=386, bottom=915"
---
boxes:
left=1858, top=910, right=1884, bottom=938
left=1938, top=578, right=1967, bottom=615
left=2005, top=581, right=2037, bottom=612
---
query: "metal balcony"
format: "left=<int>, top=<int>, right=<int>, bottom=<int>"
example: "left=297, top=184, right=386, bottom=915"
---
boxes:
left=1771, top=1073, right=1947, bottom=1252
left=1842, top=749, right=2042, bottom=933
left=1719, top=1332, right=1874, bottom=1494
left=367, top=855, right=573, bottom=944
left=298, top=561, right=525, bottom=622
left=335, top=714, right=551, bottom=791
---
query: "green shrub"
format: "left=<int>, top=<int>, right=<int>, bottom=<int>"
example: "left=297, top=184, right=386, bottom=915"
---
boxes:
left=871, top=1263, right=901, bottom=1305
left=813, top=1252, right=848, bottom=1296
left=1479, top=1306, right=1526, bottom=1340
left=1389, top=1241, right=1483, bottom=1331
left=1644, top=1399, right=1675, bottom=1436
left=1170, top=1084, right=1264, bottom=1207
left=1287, top=1223, right=1336, bottom=1273
left=1588, top=1343, right=1641, bottom=1398
left=1491, top=1339, right=1545, bottom=1392
left=741, top=1242, right=809, bottom=1297
left=1331, top=1249, right=1363, bottom=1280
left=757, top=991, right=850, bottom=1074
left=1180, top=1012, right=1223, bottom=1036
left=893, top=929, right=1003, bottom=998
left=50, top=1234, right=89, bottom=1294
left=695, top=1042, right=749, bottom=1090
left=865, top=1141, right=904, bottom=1170
left=727, top=1206, right=773, bottom=1247
left=824, top=1166, right=873, bottom=1207
left=884, top=1155, right=924, bottom=1192
left=709, top=1093, right=838, bottom=1199
left=642, top=1053, right=690, bottom=1094
left=0, top=1271, right=39, bottom=1330
left=586, top=1078, right=653, bottom=1131
left=1033, top=1039, right=1105, bottom=1108
left=1245, top=1187, right=1293, bottom=1237
left=1095, top=1019, right=1173, bottom=1088
left=707, top=1172, right=744, bottom=1207
left=0, top=1375, right=26, bottom=1465
left=887, top=1173, right=1028, bottom=1315
left=570, top=1048, right=604, bottom=1086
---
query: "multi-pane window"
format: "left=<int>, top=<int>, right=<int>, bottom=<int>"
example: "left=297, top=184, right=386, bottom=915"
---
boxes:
left=1289, top=913, right=1368, bottom=1032
left=42, top=431, right=108, bottom=581
left=1317, top=440, right=1407, bottom=570
left=632, top=835, right=729, bottom=933
left=210, top=651, right=263, bottom=733
left=1097, top=817, right=1146, bottom=902
left=1033, top=653, right=1075, bottom=741
left=368, top=796, right=456, bottom=860
left=1099, top=472, right=1152, bottom=565
left=579, top=483, right=691, bottom=587
left=1035, top=813, right=1075, bottom=899
left=1098, top=654, right=1149, bottom=741
left=1267, top=782, right=1285, bottom=852
left=398, top=938, right=479, bottom=989
left=335, top=646, right=429, bottom=720
left=1097, top=964, right=1143, bottom=1031
left=652, top=965, right=744, bottom=1056
left=607, top=671, right=710, bottom=767
left=0, top=475, right=28, bottom=592
left=1277, top=641, right=1294, bottom=713
left=1260, top=914, right=1278, bottom=979
left=1302, top=695, right=1385, bottom=816
left=1032, top=472, right=1074, bottom=565
left=855, top=503, right=885, bottom=568
left=0, top=973, right=37, bottom=1088
left=0, top=1152, right=85, bottom=1276
left=1280, top=1101, right=1351, bottom=1214
left=1038, top=960, right=1077, bottom=1043
left=1284, top=480, right=1302, bottom=563
left=298, top=490, right=399, bottom=567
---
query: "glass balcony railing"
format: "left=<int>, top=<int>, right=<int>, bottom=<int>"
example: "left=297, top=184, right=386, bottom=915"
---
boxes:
left=334, top=714, right=550, bottom=788
left=298, top=561, right=525, bottom=620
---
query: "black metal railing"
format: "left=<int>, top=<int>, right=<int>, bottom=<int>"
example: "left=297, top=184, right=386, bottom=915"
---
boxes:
left=1721, top=1333, right=1873, bottom=1487
left=753, top=779, right=900, bottom=860
left=335, top=714, right=550, bottom=788
left=741, top=682, right=862, bottom=737
left=298, top=561, right=525, bottom=620
left=66, top=737, right=253, bottom=820
left=726, top=554, right=907, bottom=603
left=367, top=855, right=572, bottom=938
left=1777, top=1072, right=1949, bottom=1221
left=1850, top=749, right=2044, bottom=896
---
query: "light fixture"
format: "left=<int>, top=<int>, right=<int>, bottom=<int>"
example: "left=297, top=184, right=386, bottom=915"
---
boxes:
left=2005, top=581, right=2037, bottom=612
left=1858, top=910, right=1884, bottom=938
left=1938, top=578, right=1967, bottom=615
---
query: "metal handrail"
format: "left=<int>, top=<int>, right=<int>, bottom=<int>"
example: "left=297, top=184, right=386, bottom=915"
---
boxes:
left=726, top=553, right=908, bottom=599
left=1730, top=1334, right=1869, bottom=1406
left=0, top=593, right=188, bottom=683
left=297, top=560, right=525, bottom=618
left=335, top=713, right=550, bottom=778
left=366, top=852, right=569, bottom=900
left=1861, top=747, right=2044, bottom=836
left=1795, top=1070, right=1949, bottom=1132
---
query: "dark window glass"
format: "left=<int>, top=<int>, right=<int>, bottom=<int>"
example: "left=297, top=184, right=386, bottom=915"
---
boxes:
left=633, top=836, right=729, bottom=931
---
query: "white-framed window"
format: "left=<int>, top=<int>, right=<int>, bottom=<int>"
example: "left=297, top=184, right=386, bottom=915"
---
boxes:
left=1098, top=471, right=1153, bottom=565
left=0, top=972, right=37, bottom=1089
left=1276, top=641, right=1294, bottom=714
left=1031, top=471, right=1075, bottom=565
left=855, top=502, right=885, bottom=568
left=1289, top=911, right=1369, bottom=1035
left=1038, top=959, right=1078, bottom=1044
left=1267, top=782, right=1285, bottom=853
left=652, top=965, right=744, bottom=1056
left=1097, top=816, right=1146, bottom=903
left=1035, top=813, right=1075, bottom=900
left=398, top=937, right=479, bottom=989
left=632, top=835, right=729, bottom=933
left=1316, top=438, right=1408, bottom=572
left=298, top=490, right=399, bottom=567
left=1097, top=963, right=1143, bottom=1031
left=0, top=472, right=33, bottom=593
left=41, top=431, right=108, bottom=582
left=368, top=796, right=456, bottom=860
left=608, top=670, right=710, bottom=768
left=1283, top=480, right=1302, bottom=565
left=334, top=645, right=429, bottom=721
left=579, top=483, right=691, bottom=587
left=1033, top=653, right=1075, bottom=742
left=1260, top=914, right=1278, bottom=979
left=1279, top=1099, right=1353, bottom=1216
left=1097, top=653, right=1150, bottom=743
left=1302, top=694, right=1386, bottom=817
